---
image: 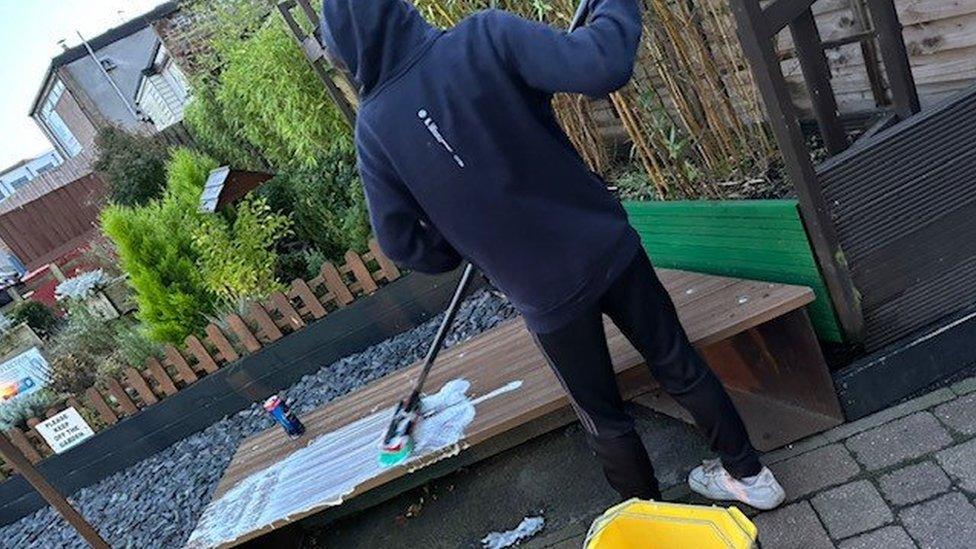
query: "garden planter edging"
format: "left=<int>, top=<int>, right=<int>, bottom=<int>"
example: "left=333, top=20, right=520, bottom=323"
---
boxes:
left=625, top=199, right=843, bottom=342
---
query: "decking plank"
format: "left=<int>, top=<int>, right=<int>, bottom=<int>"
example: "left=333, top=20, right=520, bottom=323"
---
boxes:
left=190, top=269, right=814, bottom=548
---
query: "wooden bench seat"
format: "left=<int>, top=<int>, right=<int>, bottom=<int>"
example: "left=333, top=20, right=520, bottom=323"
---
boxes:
left=187, top=269, right=842, bottom=548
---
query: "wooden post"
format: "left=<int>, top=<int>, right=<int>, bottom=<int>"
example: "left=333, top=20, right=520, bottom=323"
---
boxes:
left=728, top=0, right=864, bottom=340
left=868, top=0, right=921, bottom=119
left=274, top=0, right=358, bottom=127
left=0, top=435, right=110, bottom=549
left=789, top=9, right=848, bottom=155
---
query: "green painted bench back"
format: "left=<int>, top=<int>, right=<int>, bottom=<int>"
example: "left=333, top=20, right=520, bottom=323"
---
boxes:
left=624, top=200, right=843, bottom=342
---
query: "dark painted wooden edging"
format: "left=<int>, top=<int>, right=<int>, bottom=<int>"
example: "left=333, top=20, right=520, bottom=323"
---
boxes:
left=834, top=304, right=976, bottom=420
left=625, top=200, right=843, bottom=342
left=0, top=268, right=472, bottom=527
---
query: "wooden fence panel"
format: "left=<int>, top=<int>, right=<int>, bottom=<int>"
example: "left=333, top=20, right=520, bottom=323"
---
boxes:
left=104, top=378, right=139, bottom=415
left=345, top=251, right=379, bottom=294
left=124, top=368, right=159, bottom=406
left=321, top=262, right=354, bottom=306
left=248, top=303, right=283, bottom=343
left=85, top=388, right=118, bottom=425
left=145, top=358, right=179, bottom=396
left=164, top=346, right=199, bottom=385
left=185, top=336, right=219, bottom=374
left=227, top=314, right=262, bottom=353
left=291, top=279, right=326, bottom=319
left=206, top=324, right=240, bottom=363
left=369, top=239, right=401, bottom=282
left=269, top=292, right=304, bottom=331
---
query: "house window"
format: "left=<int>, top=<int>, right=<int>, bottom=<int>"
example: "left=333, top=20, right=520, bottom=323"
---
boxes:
left=40, top=80, right=83, bottom=157
left=9, top=176, right=30, bottom=189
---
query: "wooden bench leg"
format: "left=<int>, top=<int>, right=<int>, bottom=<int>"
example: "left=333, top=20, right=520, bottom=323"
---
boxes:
left=632, top=309, right=844, bottom=452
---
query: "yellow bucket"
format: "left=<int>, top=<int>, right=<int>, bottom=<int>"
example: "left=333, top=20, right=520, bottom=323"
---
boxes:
left=584, top=499, right=758, bottom=549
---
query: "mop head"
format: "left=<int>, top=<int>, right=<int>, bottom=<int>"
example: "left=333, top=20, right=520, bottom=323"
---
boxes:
left=378, top=400, right=420, bottom=468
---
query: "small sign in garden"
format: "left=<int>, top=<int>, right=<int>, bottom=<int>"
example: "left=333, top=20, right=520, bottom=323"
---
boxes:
left=0, top=347, right=50, bottom=402
left=35, top=408, right=95, bottom=454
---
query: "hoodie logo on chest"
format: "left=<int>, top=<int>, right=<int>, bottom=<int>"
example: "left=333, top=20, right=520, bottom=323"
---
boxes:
left=418, top=109, right=465, bottom=168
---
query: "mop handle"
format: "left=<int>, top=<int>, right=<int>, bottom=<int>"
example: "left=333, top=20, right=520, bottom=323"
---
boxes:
left=408, top=263, right=478, bottom=407
left=569, top=0, right=591, bottom=32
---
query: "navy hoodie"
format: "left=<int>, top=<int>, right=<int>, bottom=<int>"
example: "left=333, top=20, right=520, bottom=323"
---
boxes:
left=321, top=0, right=643, bottom=333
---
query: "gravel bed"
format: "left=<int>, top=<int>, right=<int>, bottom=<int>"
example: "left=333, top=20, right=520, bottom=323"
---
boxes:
left=0, top=289, right=517, bottom=548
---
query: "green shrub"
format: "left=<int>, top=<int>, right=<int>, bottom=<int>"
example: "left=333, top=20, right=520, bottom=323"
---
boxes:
left=113, top=322, right=163, bottom=371
left=0, top=390, right=58, bottom=430
left=11, top=301, right=60, bottom=338
left=183, top=16, right=353, bottom=171
left=46, top=307, right=119, bottom=395
left=192, top=196, right=293, bottom=304
left=94, top=127, right=170, bottom=206
left=101, top=149, right=218, bottom=344
left=259, top=151, right=370, bottom=259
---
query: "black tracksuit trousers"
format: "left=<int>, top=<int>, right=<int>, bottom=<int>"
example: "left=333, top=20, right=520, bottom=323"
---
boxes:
left=532, top=250, right=762, bottom=500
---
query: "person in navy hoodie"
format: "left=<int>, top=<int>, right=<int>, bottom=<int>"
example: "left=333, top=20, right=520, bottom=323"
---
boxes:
left=320, top=0, right=785, bottom=510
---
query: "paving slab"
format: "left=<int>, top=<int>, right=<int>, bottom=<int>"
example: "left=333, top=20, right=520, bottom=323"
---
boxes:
left=950, top=375, right=976, bottom=396
left=845, top=412, right=953, bottom=471
left=935, top=438, right=976, bottom=493
left=822, top=388, right=954, bottom=444
left=837, top=526, right=916, bottom=549
left=754, top=501, right=834, bottom=549
left=769, top=444, right=861, bottom=501
left=899, top=492, right=976, bottom=549
left=878, top=461, right=952, bottom=506
left=810, top=480, right=893, bottom=540
left=934, top=393, right=976, bottom=436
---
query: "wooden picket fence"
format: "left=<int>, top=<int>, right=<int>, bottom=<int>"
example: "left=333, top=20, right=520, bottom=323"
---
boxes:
left=0, top=240, right=401, bottom=479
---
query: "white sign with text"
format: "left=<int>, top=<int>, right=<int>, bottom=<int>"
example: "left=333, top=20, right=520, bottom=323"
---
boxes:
left=35, top=408, right=95, bottom=454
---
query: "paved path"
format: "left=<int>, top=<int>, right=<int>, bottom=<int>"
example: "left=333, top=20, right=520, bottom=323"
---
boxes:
left=308, top=374, right=976, bottom=548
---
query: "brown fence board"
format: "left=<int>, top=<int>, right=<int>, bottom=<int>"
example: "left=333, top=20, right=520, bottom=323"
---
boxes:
left=206, top=324, right=240, bottom=363
left=124, top=368, right=159, bottom=406
left=320, top=262, right=354, bottom=306
left=186, top=336, right=219, bottom=374
left=4, top=429, right=41, bottom=464
left=85, top=388, right=118, bottom=425
left=368, top=240, right=400, bottom=282
left=248, top=303, right=283, bottom=343
left=227, top=314, right=262, bottom=353
left=104, top=379, right=139, bottom=415
left=164, top=346, right=199, bottom=385
left=345, top=251, right=378, bottom=294
left=291, top=279, right=326, bottom=319
left=269, top=293, right=304, bottom=331
left=145, top=358, right=179, bottom=396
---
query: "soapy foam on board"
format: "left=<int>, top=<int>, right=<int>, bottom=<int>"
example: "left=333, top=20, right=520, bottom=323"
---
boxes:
left=186, top=378, right=522, bottom=548
left=481, top=516, right=545, bottom=549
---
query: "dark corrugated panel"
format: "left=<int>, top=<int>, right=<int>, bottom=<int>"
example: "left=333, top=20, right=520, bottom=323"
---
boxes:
left=817, top=84, right=976, bottom=350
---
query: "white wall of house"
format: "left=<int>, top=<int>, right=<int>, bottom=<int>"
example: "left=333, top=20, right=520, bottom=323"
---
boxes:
left=135, top=44, right=192, bottom=131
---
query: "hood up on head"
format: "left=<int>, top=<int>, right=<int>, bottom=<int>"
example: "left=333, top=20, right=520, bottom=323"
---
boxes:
left=320, top=0, right=440, bottom=99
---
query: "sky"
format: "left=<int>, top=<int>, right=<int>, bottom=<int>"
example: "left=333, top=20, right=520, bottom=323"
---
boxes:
left=0, top=0, right=166, bottom=168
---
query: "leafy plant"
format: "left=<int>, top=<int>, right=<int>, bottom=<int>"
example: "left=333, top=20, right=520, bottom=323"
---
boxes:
left=93, top=127, right=170, bottom=207
left=10, top=301, right=60, bottom=338
left=184, top=17, right=352, bottom=171
left=101, top=149, right=218, bottom=344
left=192, top=196, right=293, bottom=304
left=46, top=307, right=120, bottom=395
left=112, top=322, right=163, bottom=372
left=259, top=150, right=370, bottom=259
left=0, top=390, right=58, bottom=430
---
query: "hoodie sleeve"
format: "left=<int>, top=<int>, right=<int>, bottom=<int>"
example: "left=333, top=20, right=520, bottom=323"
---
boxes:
left=356, top=129, right=463, bottom=275
left=485, top=0, right=642, bottom=97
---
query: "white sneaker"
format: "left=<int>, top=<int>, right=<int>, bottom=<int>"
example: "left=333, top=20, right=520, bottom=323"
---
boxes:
left=688, top=459, right=786, bottom=510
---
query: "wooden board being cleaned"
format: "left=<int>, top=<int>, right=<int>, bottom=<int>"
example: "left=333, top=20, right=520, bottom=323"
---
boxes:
left=187, top=269, right=836, bottom=548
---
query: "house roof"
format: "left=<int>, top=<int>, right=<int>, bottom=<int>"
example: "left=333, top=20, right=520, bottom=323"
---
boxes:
left=28, top=1, right=180, bottom=116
